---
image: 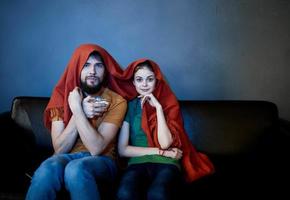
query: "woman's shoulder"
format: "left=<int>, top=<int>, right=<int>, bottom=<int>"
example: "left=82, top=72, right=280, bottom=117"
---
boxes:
left=127, top=97, right=139, bottom=107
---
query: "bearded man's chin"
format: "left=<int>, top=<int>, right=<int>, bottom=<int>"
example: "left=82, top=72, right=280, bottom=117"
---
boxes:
left=80, top=81, right=103, bottom=95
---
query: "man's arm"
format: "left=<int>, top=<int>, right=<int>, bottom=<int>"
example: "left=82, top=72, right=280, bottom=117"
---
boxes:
left=51, top=115, right=78, bottom=154
left=68, top=87, right=124, bottom=156
left=74, top=109, right=119, bottom=156
left=83, top=122, right=119, bottom=156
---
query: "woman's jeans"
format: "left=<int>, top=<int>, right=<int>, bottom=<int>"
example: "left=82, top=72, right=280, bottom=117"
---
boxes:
left=25, top=152, right=117, bottom=200
left=117, top=163, right=182, bottom=200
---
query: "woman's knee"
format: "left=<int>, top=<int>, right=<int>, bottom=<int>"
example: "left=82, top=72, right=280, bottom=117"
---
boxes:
left=116, top=185, right=135, bottom=200
left=117, top=172, right=143, bottom=200
left=147, top=186, right=167, bottom=200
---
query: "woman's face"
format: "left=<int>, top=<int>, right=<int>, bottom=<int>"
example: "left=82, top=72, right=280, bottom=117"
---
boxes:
left=133, top=67, right=156, bottom=96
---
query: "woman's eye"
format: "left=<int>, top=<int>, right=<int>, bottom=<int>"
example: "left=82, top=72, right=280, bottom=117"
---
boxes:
left=136, top=78, right=142, bottom=82
left=84, top=63, right=89, bottom=67
left=148, top=78, right=155, bottom=82
left=96, top=63, right=104, bottom=68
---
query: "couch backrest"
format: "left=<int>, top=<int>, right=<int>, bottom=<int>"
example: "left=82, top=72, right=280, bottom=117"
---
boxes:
left=180, top=100, right=278, bottom=155
left=10, top=97, right=279, bottom=156
left=11, top=97, right=52, bottom=151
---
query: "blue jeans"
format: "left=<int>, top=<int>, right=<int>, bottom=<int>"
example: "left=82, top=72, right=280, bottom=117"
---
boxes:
left=25, top=152, right=117, bottom=200
left=117, top=163, right=182, bottom=200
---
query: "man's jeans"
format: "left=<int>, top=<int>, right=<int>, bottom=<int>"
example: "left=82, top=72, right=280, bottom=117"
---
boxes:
left=25, top=152, right=117, bottom=200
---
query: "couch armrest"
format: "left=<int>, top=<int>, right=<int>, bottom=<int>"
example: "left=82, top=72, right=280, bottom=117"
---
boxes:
left=0, top=111, right=35, bottom=192
left=0, top=111, right=35, bottom=162
left=280, top=118, right=290, bottom=137
left=8, top=97, right=54, bottom=171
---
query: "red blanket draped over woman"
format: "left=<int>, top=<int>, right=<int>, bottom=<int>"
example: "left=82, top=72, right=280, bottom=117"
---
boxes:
left=108, top=58, right=215, bottom=182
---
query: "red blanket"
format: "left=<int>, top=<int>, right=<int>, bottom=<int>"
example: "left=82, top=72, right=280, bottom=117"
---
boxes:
left=44, top=44, right=214, bottom=182
left=44, top=44, right=123, bottom=129
left=109, top=58, right=215, bottom=182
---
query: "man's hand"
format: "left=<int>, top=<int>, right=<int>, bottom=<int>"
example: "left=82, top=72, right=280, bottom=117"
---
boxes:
left=82, top=96, right=109, bottom=118
left=68, top=87, right=83, bottom=114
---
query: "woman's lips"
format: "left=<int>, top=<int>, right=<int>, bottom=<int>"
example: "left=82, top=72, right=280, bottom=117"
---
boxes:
left=140, top=88, right=150, bottom=92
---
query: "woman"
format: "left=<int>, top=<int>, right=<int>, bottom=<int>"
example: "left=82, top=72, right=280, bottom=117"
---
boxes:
left=113, top=59, right=215, bottom=200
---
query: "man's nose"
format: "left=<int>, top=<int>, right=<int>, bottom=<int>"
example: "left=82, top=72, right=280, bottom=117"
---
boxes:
left=89, top=66, right=96, bottom=74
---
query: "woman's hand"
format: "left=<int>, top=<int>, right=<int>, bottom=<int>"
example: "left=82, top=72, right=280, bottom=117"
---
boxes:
left=140, top=93, right=161, bottom=109
left=82, top=96, right=109, bottom=118
left=161, top=148, right=183, bottom=160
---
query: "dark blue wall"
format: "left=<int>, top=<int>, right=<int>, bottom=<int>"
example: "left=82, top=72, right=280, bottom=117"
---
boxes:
left=1, top=0, right=290, bottom=120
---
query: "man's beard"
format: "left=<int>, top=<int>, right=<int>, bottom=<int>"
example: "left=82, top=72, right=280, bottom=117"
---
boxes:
left=80, top=79, right=103, bottom=95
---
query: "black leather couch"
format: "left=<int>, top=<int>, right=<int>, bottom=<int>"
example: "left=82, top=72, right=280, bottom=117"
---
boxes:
left=1, top=96, right=290, bottom=199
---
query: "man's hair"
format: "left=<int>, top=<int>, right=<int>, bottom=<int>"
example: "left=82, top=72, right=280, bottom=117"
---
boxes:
left=89, top=51, right=105, bottom=66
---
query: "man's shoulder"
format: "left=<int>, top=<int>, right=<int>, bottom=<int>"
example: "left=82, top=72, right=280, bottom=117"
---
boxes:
left=104, top=88, right=126, bottom=104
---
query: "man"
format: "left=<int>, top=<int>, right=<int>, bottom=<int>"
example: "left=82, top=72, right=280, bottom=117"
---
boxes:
left=26, top=44, right=127, bottom=200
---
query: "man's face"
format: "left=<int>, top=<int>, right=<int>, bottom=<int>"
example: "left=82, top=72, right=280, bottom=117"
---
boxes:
left=80, top=54, right=105, bottom=94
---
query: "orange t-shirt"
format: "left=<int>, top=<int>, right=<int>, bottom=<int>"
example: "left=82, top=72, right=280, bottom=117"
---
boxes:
left=49, top=88, right=127, bottom=159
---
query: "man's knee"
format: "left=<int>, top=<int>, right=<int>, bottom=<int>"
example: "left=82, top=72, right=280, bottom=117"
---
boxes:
left=33, top=157, right=65, bottom=182
left=64, top=159, right=90, bottom=182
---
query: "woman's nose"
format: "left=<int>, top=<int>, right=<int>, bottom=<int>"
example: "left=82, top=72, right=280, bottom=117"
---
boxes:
left=142, top=81, right=148, bottom=86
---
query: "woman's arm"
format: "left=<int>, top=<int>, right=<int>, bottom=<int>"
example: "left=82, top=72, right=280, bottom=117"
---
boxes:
left=155, top=105, right=173, bottom=149
left=142, top=94, right=173, bottom=149
left=118, top=121, right=159, bottom=157
left=118, top=121, right=183, bottom=159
